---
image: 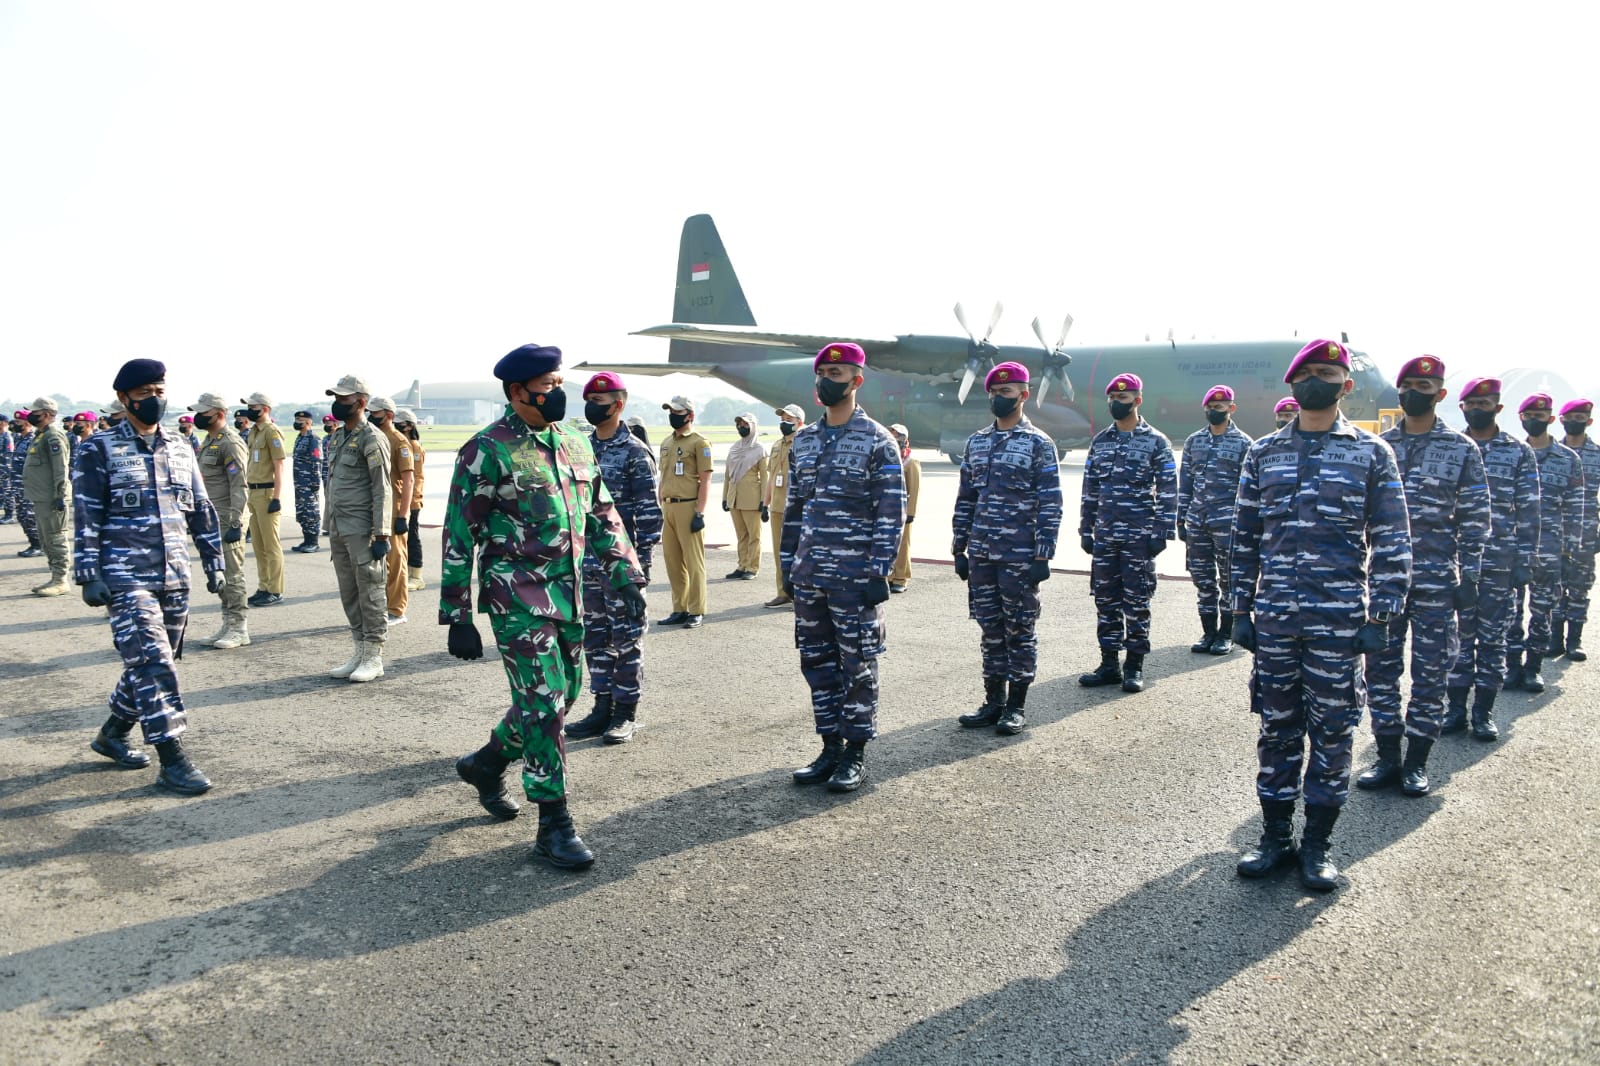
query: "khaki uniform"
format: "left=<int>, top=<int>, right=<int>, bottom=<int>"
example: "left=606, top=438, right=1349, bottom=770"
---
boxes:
left=724, top=449, right=768, bottom=575
left=24, top=422, right=72, bottom=580
left=891, top=455, right=922, bottom=585
left=767, top=433, right=796, bottom=595
left=379, top=422, right=416, bottom=617
left=245, top=420, right=287, bottom=594
left=659, top=429, right=712, bottom=614
left=325, top=420, right=394, bottom=644
left=198, top=427, right=251, bottom=626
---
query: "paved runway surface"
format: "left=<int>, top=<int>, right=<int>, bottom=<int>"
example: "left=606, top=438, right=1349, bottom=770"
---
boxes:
left=2, top=479, right=1597, bottom=1064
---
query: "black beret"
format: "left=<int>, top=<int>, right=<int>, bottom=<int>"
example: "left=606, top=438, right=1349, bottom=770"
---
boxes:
left=294, top=410, right=313, bottom=419
left=493, top=344, right=562, bottom=383
left=112, top=358, right=166, bottom=393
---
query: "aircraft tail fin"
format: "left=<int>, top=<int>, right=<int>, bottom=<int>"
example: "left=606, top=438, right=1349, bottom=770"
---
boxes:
left=673, top=214, right=756, bottom=327
left=397, top=379, right=422, bottom=409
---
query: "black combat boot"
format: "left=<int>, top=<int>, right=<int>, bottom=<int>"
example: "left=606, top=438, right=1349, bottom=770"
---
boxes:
left=1236, top=798, right=1298, bottom=878
left=563, top=693, right=613, bottom=740
left=958, top=677, right=1007, bottom=728
left=1441, top=686, right=1470, bottom=734
left=1567, top=621, right=1587, bottom=661
left=1078, top=649, right=1123, bottom=688
left=995, top=681, right=1029, bottom=735
left=1400, top=737, right=1433, bottom=797
left=1212, top=610, right=1235, bottom=655
left=297, top=535, right=321, bottom=554
left=1191, top=610, right=1218, bottom=653
left=602, top=702, right=637, bottom=744
left=1355, top=734, right=1403, bottom=790
left=18, top=541, right=42, bottom=558
left=1298, top=805, right=1341, bottom=891
left=533, top=799, right=594, bottom=870
left=1548, top=619, right=1567, bottom=659
left=1470, top=687, right=1500, bottom=741
left=1503, top=655, right=1525, bottom=691
left=826, top=738, right=867, bottom=792
left=1120, top=653, right=1145, bottom=693
left=793, top=735, right=844, bottom=784
left=1522, top=651, right=1546, bottom=694
left=89, top=715, right=150, bottom=769
left=456, top=743, right=520, bottom=820
left=153, top=739, right=212, bottom=796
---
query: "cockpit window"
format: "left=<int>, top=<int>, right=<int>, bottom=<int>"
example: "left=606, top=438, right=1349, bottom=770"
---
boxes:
left=1349, top=351, right=1376, bottom=372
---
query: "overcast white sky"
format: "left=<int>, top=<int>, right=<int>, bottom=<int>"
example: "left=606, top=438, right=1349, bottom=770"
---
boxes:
left=3, top=1, right=1596, bottom=406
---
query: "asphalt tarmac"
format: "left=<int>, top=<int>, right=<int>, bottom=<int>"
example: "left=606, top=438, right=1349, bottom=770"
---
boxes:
left=2, top=479, right=1597, bottom=1065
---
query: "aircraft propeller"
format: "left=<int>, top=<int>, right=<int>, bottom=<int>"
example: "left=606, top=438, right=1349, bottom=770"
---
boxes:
left=1030, top=314, right=1075, bottom=405
left=954, top=301, right=1003, bottom=404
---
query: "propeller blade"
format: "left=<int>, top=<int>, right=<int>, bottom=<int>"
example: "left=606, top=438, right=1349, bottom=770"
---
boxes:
left=1031, top=316, right=1049, bottom=350
left=983, top=301, right=1004, bottom=342
left=1063, top=373, right=1075, bottom=403
left=1035, top=376, right=1050, bottom=407
left=957, top=365, right=978, bottom=405
left=953, top=302, right=974, bottom=340
left=1056, top=314, right=1075, bottom=348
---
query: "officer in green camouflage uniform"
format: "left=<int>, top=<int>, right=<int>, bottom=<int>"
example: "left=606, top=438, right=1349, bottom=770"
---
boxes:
left=444, top=344, right=646, bottom=871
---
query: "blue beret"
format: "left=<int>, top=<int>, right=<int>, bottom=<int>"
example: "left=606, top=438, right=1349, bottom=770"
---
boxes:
left=113, top=358, right=166, bottom=393
left=493, top=344, right=563, bottom=382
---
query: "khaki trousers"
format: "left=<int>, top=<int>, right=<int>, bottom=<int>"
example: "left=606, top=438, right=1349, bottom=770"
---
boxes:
left=732, top=508, right=763, bottom=574
left=219, top=536, right=248, bottom=626
left=247, top=487, right=284, bottom=593
left=330, top=534, right=389, bottom=644
left=890, top=522, right=913, bottom=585
left=30, top=497, right=69, bottom=579
left=769, top=506, right=786, bottom=593
left=385, top=528, right=409, bottom=616
left=661, top=500, right=706, bottom=614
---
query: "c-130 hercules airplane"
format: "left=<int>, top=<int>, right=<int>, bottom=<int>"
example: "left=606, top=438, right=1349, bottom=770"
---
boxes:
left=583, top=215, right=1393, bottom=463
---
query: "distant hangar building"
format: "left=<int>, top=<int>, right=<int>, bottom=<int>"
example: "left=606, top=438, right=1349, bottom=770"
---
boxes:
left=417, top=381, right=503, bottom=425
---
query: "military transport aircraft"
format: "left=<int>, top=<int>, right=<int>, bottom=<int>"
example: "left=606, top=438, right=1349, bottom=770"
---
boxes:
left=580, top=215, right=1393, bottom=463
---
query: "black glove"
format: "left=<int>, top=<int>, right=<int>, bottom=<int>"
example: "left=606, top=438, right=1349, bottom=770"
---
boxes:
left=618, top=582, right=647, bottom=619
left=1454, top=575, right=1480, bottom=610
left=371, top=538, right=390, bottom=561
left=267, top=497, right=281, bottom=513
left=760, top=504, right=770, bottom=523
left=81, top=579, right=110, bottom=608
left=1148, top=537, right=1167, bottom=557
left=1028, top=559, right=1051, bottom=584
left=1178, top=526, right=1188, bottom=542
left=54, top=497, right=66, bottom=511
left=953, top=553, right=970, bottom=581
left=1080, top=534, right=1094, bottom=555
left=223, top=526, right=242, bottom=544
left=1353, top=620, right=1389, bottom=654
left=1231, top=613, right=1257, bottom=653
left=905, top=515, right=914, bottom=524
left=722, top=500, right=730, bottom=512
left=690, top=513, right=705, bottom=533
left=865, top=577, right=890, bottom=605
left=1512, top=562, right=1533, bottom=587
left=447, top=622, right=483, bottom=660
left=392, top=516, right=407, bottom=535
left=206, top=571, right=224, bottom=594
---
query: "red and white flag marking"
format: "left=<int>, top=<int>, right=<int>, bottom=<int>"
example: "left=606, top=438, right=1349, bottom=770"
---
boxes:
left=690, top=262, right=711, bottom=282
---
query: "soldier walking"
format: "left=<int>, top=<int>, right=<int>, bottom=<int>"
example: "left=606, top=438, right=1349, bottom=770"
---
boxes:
left=76, top=359, right=223, bottom=795
left=444, top=345, right=645, bottom=870
left=780, top=343, right=905, bottom=792
left=1178, top=385, right=1252, bottom=654
left=322, top=375, right=393, bottom=684
left=1231, top=339, right=1412, bottom=891
left=1552, top=399, right=1600, bottom=660
left=188, top=393, right=252, bottom=650
left=1506, top=394, right=1584, bottom=693
left=888, top=423, right=921, bottom=594
left=289, top=409, right=324, bottom=554
left=951, top=363, right=1063, bottom=735
left=656, top=396, right=711, bottom=628
left=764, top=404, right=805, bottom=607
left=1077, top=373, right=1177, bottom=693
left=22, top=397, right=73, bottom=596
left=242, top=392, right=287, bottom=606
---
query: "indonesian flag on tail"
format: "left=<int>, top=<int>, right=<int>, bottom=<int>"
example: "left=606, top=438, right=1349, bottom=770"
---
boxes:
left=690, top=262, right=710, bottom=282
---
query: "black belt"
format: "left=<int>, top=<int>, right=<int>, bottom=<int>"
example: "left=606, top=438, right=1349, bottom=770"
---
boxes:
left=249, top=482, right=274, bottom=489
left=665, top=497, right=697, bottom=504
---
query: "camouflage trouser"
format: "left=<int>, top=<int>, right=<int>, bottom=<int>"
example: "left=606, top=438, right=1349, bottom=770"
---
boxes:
left=582, top=573, right=647, bottom=702
left=1091, top=541, right=1157, bottom=654
left=1254, top=632, right=1364, bottom=807
left=0, top=472, right=11, bottom=516
left=293, top=476, right=321, bottom=539
left=793, top=585, right=884, bottom=741
left=1556, top=549, right=1597, bottom=624
left=1184, top=524, right=1233, bottom=613
left=1508, top=559, right=1561, bottom=660
left=1450, top=566, right=1515, bottom=691
left=1366, top=589, right=1457, bottom=741
left=968, top=559, right=1041, bottom=683
left=17, top=494, right=38, bottom=543
left=486, top=611, right=584, bottom=803
left=106, top=588, right=191, bottom=744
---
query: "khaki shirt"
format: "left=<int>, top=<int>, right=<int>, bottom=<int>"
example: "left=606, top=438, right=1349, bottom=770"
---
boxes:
left=198, top=428, right=249, bottom=528
left=246, top=421, right=286, bottom=484
left=904, top=456, right=921, bottom=519
left=24, top=423, right=71, bottom=501
left=659, top=430, right=712, bottom=500
left=767, top=434, right=795, bottom=511
left=380, top=423, right=416, bottom=518
left=325, top=420, right=393, bottom=538
left=723, top=451, right=768, bottom=510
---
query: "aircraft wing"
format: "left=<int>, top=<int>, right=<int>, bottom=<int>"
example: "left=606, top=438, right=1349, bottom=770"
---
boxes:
left=630, top=324, right=899, bottom=354
left=568, top=360, right=723, bottom=378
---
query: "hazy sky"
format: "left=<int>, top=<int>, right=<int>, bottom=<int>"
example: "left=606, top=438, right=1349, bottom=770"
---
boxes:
left=3, top=2, right=1596, bottom=406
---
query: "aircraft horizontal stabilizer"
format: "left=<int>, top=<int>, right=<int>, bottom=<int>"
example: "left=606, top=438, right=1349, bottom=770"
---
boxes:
left=631, top=324, right=899, bottom=355
left=569, top=360, right=724, bottom=378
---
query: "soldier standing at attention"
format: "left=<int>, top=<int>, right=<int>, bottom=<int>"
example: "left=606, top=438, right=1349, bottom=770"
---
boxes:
left=444, top=344, right=645, bottom=870
left=1446, top=378, right=1539, bottom=741
left=1356, top=357, right=1490, bottom=797
left=320, top=414, right=337, bottom=491
left=232, top=410, right=250, bottom=434
left=22, top=396, right=73, bottom=596
left=76, top=359, right=223, bottom=795
left=0, top=415, right=14, bottom=524
left=1274, top=398, right=1300, bottom=429
left=888, top=423, right=921, bottom=594
left=242, top=392, right=286, bottom=607
left=1230, top=339, right=1412, bottom=892
left=177, top=415, right=200, bottom=454
left=367, top=396, right=415, bottom=625
left=1178, top=385, right=1253, bottom=654
left=764, top=404, right=805, bottom=607
left=565, top=372, right=663, bottom=744
left=11, top=412, right=41, bottom=556
left=322, top=375, right=393, bottom=684
left=188, top=393, right=252, bottom=650
left=722, top=412, right=768, bottom=581
left=1077, top=373, right=1177, bottom=694
left=1506, top=393, right=1585, bottom=693
left=656, top=396, right=711, bottom=628
left=951, top=363, right=1062, bottom=735
left=289, top=409, right=324, bottom=554
left=781, top=342, right=905, bottom=792
left=1552, top=399, right=1600, bottom=660
left=395, top=409, right=428, bottom=591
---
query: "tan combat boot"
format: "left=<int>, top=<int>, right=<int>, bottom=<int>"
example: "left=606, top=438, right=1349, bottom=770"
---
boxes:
left=328, top=635, right=365, bottom=679
left=348, top=643, right=385, bottom=683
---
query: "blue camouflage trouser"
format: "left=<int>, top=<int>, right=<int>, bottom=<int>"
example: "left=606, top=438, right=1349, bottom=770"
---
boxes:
left=1508, top=562, right=1560, bottom=660
left=1367, top=591, right=1458, bottom=741
left=106, top=588, right=191, bottom=744
left=17, top=495, right=38, bottom=543
left=293, top=475, right=320, bottom=539
left=1091, top=541, right=1156, bottom=654
left=1185, top=524, right=1232, bottom=613
left=1451, top=567, right=1516, bottom=692
left=582, top=575, right=647, bottom=702
left=1557, top=550, right=1596, bottom=625
left=794, top=585, right=884, bottom=741
left=486, top=612, right=584, bottom=803
left=968, top=559, right=1042, bottom=683
left=1254, top=633, right=1364, bottom=807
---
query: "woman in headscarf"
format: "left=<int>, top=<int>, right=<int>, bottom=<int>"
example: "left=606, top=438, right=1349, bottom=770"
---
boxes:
left=721, top=412, right=768, bottom=580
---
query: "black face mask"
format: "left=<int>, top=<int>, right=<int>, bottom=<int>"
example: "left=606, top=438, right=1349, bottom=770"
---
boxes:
left=26, top=412, right=44, bottom=427
left=815, top=377, right=852, bottom=407
left=529, top=385, right=566, bottom=423
left=1562, top=419, right=1589, bottom=438
left=736, top=425, right=751, bottom=437
left=1523, top=417, right=1550, bottom=438
left=1464, top=408, right=1497, bottom=431
left=584, top=400, right=615, bottom=426
left=669, top=412, right=690, bottom=431
left=779, top=421, right=795, bottom=437
left=404, top=426, right=419, bottom=440
left=247, top=408, right=264, bottom=422
left=1398, top=389, right=1437, bottom=417
left=1205, top=409, right=1230, bottom=425
left=295, top=421, right=310, bottom=431
left=1108, top=400, right=1136, bottom=421
left=330, top=400, right=355, bottom=421
left=323, top=424, right=334, bottom=434
left=1276, top=419, right=1293, bottom=429
left=990, top=394, right=1020, bottom=419
left=128, top=395, right=167, bottom=427
left=1291, top=377, right=1343, bottom=411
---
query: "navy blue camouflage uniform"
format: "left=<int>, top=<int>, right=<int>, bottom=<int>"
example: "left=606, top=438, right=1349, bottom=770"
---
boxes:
left=12, top=431, right=39, bottom=544
left=1509, top=441, right=1584, bottom=663
left=780, top=408, right=906, bottom=741
left=0, top=427, right=13, bottom=520
left=953, top=416, right=1063, bottom=684
left=292, top=428, right=323, bottom=541
left=1556, top=436, right=1600, bottom=629
left=1231, top=417, right=1413, bottom=807
left=1080, top=418, right=1178, bottom=655
left=1179, top=422, right=1253, bottom=617
left=1450, top=430, right=1540, bottom=692
left=582, top=426, right=663, bottom=705
left=73, top=422, right=224, bottom=744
